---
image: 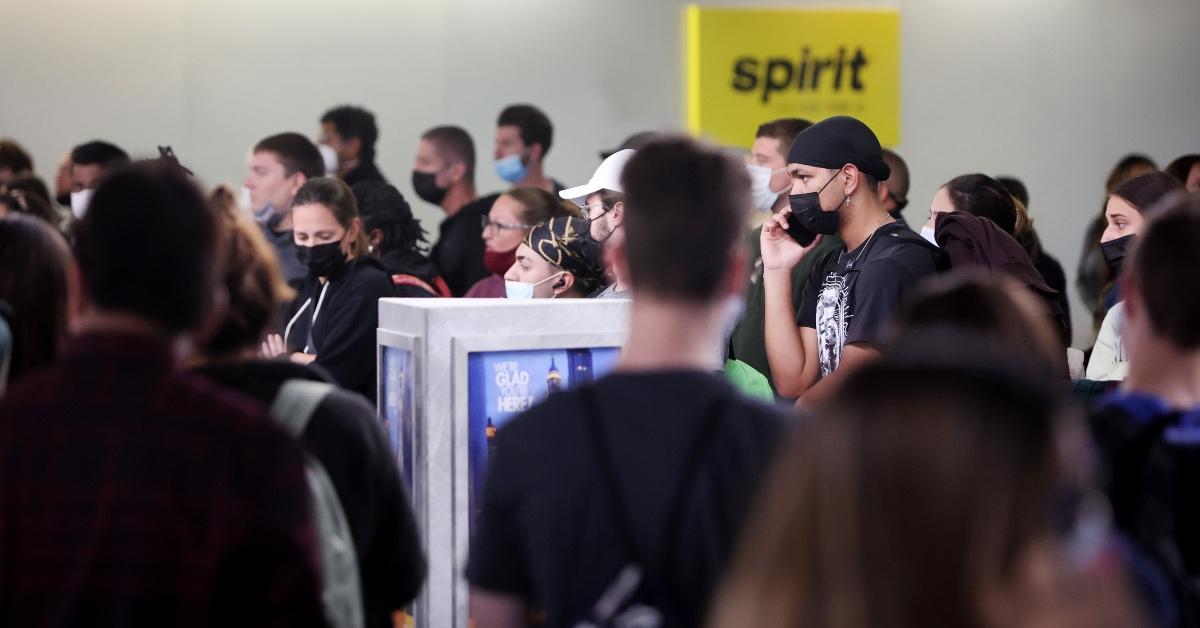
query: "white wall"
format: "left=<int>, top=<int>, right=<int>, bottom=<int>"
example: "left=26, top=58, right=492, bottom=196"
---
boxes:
left=4, top=0, right=1199, bottom=346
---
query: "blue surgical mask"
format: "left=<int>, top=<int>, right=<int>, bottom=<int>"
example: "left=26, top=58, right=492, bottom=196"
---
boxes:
left=504, top=279, right=534, bottom=299
left=495, top=153, right=528, bottom=184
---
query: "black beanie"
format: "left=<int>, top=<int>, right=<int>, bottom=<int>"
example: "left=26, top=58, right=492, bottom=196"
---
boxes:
left=787, top=116, right=891, bottom=182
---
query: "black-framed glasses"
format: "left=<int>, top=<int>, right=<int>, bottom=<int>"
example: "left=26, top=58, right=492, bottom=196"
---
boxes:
left=481, top=216, right=533, bottom=232
left=887, top=190, right=909, bottom=211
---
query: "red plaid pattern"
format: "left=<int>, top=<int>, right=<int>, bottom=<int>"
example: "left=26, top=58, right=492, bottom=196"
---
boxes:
left=0, top=332, right=329, bottom=627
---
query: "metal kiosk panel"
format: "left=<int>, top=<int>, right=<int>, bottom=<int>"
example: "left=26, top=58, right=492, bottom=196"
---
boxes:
left=377, top=299, right=631, bottom=628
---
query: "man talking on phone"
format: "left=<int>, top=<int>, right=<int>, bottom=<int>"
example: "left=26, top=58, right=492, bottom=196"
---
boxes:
left=762, top=116, right=941, bottom=406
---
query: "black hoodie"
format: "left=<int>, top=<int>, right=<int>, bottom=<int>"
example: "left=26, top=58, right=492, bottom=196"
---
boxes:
left=284, top=257, right=395, bottom=402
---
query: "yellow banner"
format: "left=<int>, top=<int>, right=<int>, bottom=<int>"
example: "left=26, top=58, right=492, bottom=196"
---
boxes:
left=686, top=6, right=900, bottom=148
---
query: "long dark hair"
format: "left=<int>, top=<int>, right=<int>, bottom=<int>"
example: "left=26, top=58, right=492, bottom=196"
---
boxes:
left=0, top=213, right=73, bottom=382
left=1110, top=171, right=1184, bottom=214
left=943, top=174, right=1018, bottom=234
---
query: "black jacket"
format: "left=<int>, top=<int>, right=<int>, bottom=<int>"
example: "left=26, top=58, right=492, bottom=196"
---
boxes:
left=284, top=257, right=395, bottom=402
left=343, top=161, right=389, bottom=187
left=196, top=359, right=425, bottom=628
left=430, top=193, right=498, bottom=296
left=379, top=248, right=442, bottom=298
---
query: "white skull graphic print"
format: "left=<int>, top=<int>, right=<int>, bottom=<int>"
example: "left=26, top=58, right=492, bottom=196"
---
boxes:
left=815, top=273, right=851, bottom=376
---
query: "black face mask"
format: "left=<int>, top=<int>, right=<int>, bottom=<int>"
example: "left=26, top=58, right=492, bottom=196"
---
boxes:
left=1100, top=234, right=1136, bottom=277
left=788, top=170, right=844, bottom=239
left=411, top=170, right=447, bottom=206
left=296, top=240, right=347, bottom=278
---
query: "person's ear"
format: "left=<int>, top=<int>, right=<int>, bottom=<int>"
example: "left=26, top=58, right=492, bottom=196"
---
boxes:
left=369, top=228, right=385, bottom=250
left=345, top=218, right=362, bottom=254
left=529, top=142, right=544, bottom=164
left=289, top=172, right=308, bottom=196
left=554, top=271, right=575, bottom=296
left=609, top=201, right=624, bottom=227
left=347, top=137, right=363, bottom=160
left=877, top=180, right=890, bottom=204
left=843, top=164, right=862, bottom=197
left=445, top=161, right=466, bottom=185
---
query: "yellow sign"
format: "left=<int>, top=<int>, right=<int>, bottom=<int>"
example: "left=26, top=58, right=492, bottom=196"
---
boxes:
left=686, top=6, right=900, bottom=148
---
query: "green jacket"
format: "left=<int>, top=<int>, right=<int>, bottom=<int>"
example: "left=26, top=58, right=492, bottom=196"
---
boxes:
left=727, top=226, right=842, bottom=395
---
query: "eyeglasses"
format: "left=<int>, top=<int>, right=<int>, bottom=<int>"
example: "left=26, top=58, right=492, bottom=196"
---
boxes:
left=481, top=216, right=533, bottom=232
left=579, top=203, right=615, bottom=223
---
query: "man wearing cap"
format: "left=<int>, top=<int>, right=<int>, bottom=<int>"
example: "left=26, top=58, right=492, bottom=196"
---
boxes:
left=762, top=116, right=941, bottom=405
left=559, top=149, right=636, bottom=298
left=729, top=118, right=841, bottom=394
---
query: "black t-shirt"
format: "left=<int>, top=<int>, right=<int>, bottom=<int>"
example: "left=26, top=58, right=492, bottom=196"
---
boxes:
left=797, top=221, right=940, bottom=377
left=431, top=193, right=499, bottom=296
left=466, top=371, right=787, bottom=627
left=196, top=360, right=425, bottom=628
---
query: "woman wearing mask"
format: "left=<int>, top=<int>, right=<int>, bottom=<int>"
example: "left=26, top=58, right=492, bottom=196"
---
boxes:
left=262, top=177, right=395, bottom=401
left=503, top=216, right=604, bottom=299
left=1086, top=172, right=1183, bottom=381
left=921, top=174, right=1068, bottom=346
left=464, top=188, right=577, bottom=297
left=1077, top=155, right=1158, bottom=330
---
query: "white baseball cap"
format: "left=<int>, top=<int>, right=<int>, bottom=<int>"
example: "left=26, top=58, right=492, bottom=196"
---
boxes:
left=559, top=149, right=636, bottom=208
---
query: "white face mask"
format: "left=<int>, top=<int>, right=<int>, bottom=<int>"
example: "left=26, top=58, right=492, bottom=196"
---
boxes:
left=318, top=143, right=339, bottom=176
left=746, top=164, right=786, bottom=213
left=920, top=225, right=938, bottom=246
left=505, top=271, right=564, bottom=299
left=70, top=189, right=95, bottom=220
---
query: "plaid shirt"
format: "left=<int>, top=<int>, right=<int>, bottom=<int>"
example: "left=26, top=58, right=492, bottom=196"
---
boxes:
left=0, top=332, right=329, bottom=628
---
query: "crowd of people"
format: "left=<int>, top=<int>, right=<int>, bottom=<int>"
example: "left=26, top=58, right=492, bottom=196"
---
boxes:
left=1, top=103, right=1199, bottom=628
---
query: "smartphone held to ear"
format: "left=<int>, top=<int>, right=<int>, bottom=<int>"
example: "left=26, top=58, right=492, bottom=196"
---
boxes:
left=785, top=216, right=817, bottom=246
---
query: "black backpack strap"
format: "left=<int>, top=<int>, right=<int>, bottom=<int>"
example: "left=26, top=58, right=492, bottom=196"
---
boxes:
left=578, top=385, right=726, bottom=614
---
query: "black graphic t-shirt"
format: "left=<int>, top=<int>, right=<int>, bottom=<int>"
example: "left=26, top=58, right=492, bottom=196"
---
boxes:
left=797, top=221, right=941, bottom=376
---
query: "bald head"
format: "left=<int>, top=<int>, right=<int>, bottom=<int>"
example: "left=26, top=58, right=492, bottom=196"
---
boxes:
left=879, top=149, right=910, bottom=212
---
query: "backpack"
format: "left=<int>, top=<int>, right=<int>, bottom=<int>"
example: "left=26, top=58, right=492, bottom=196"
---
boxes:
left=391, top=273, right=452, bottom=297
left=270, top=379, right=365, bottom=628
left=1091, top=396, right=1200, bottom=627
left=574, top=386, right=727, bottom=628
